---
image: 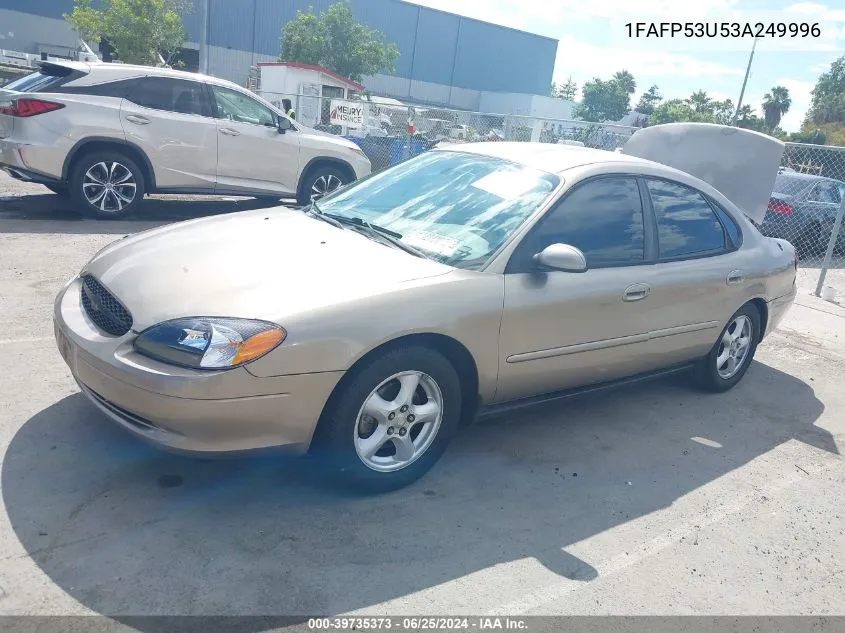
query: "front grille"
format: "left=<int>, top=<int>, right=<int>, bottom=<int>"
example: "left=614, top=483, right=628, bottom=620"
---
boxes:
left=80, top=274, right=133, bottom=336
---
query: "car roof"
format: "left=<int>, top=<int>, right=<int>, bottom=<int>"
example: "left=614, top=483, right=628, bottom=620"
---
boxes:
left=441, top=141, right=666, bottom=176
left=44, top=60, right=245, bottom=91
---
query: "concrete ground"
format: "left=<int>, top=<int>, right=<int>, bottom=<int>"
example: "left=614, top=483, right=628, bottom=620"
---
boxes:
left=0, top=173, right=844, bottom=618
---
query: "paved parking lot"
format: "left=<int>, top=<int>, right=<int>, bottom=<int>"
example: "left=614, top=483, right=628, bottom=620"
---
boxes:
left=1, top=173, right=844, bottom=617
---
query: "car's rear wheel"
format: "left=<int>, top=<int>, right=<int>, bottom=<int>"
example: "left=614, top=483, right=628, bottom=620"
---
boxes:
left=70, top=151, right=145, bottom=220
left=692, top=303, right=760, bottom=392
left=310, top=346, right=462, bottom=492
left=297, top=165, right=349, bottom=206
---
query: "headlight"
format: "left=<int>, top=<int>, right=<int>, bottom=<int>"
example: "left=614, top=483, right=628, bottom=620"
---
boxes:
left=134, top=318, right=286, bottom=370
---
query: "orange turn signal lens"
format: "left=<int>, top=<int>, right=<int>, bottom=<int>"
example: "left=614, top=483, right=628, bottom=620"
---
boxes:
left=231, top=327, right=286, bottom=365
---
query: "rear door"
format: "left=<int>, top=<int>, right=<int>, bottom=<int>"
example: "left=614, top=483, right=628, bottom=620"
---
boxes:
left=208, top=85, right=301, bottom=196
left=637, top=177, right=746, bottom=365
left=120, top=76, right=218, bottom=191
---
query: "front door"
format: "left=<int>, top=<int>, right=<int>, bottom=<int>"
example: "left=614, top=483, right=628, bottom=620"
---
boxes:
left=209, top=85, right=301, bottom=196
left=496, top=176, right=660, bottom=403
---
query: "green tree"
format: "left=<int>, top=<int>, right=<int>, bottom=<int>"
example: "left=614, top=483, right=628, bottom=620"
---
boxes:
left=762, top=86, right=792, bottom=132
left=686, top=89, right=713, bottom=114
left=807, top=56, right=845, bottom=125
left=613, top=70, right=636, bottom=95
left=553, top=76, right=578, bottom=101
left=65, top=0, right=191, bottom=66
left=280, top=2, right=399, bottom=83
left=635, top=85, right=662, bottom=115
left=650, top=99, right=708, bottom=125
left=575, top=75, right=633, bottom=122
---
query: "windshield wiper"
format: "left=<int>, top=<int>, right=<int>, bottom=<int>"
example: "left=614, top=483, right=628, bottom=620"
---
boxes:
left=308, top=202, right=428, bottom=259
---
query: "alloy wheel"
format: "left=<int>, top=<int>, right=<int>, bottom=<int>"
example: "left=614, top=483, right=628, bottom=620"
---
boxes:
left=82, top=161, right=137, bottom=213
left=716, top=315, right=753, bottom=379
left=353, top=371, right=444, bottom=473
left=310, top=174, right=343, bottom=201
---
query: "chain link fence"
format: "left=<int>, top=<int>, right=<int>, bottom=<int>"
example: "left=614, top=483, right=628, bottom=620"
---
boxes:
left=768, top=143, right=845, bottom=301
left=257, top=91, right=636, bottom=173
left=258, top=91, right=844, bottom=301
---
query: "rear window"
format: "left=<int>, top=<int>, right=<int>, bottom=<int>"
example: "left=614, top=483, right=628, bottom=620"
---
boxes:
left=3, top=65, right=76, bottom=93
left=773, top=174, right=812, bottom=197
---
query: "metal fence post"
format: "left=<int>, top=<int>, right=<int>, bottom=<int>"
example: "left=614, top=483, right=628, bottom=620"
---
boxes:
left=814, top=194, right=845, bottom=297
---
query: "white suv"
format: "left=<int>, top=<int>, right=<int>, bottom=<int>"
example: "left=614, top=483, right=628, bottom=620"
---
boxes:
left=0, top=61, right=371, bottom=219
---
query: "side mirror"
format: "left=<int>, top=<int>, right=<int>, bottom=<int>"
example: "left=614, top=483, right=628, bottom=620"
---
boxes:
left=533, top=243, right=588, bottom=273
left=277, top=116, right=292, bottom=134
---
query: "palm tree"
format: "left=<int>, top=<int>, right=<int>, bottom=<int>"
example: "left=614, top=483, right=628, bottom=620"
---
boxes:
left=762, top=86, right=792, bottom=132
left=612, top=70, right=636, bottom=95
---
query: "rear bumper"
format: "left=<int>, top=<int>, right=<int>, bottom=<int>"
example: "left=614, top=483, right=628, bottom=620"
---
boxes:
left=0, top=162, right=62, bottom=185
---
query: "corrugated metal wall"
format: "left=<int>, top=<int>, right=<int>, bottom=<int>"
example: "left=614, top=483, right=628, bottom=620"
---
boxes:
left=195, top=0, right=555, bottom=95
left=3, top=0, right=556, bottom=96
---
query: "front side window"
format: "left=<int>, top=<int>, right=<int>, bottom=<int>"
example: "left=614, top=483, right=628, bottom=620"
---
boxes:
left=510, top=176, right=645, bottom=271
left=211, top=86, right=276, bottom=127
left=647, top=179, right=726, bottom=259
left=128, top=77, right=211, bottom=117
left=313, top=150, right=560, bottom=270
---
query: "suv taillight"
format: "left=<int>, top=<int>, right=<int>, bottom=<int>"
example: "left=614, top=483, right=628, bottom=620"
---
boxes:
left=767, top=199, right=793, bottom=216
left=0, top=98, right=65, bottom=118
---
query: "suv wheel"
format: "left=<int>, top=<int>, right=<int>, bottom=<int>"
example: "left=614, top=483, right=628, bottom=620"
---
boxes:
left=71, top=151, right=145, bottom=220
left=297, top=165, right=349, bottom=206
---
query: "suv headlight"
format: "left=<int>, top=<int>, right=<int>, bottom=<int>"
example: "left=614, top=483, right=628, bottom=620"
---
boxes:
left=134, top=317, right=285, bottom=370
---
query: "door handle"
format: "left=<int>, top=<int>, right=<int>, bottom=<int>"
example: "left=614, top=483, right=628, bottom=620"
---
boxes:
left=727, top=270, right=744, bottom=285
left=125, top=114, right=150, bottom=125
left=623, top=283, right=651, bottom=302
left=219, top=127, right=241, bottom=136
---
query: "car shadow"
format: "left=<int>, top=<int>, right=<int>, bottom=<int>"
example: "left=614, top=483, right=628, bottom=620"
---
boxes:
left=0, top=191, right=296, bottom=234
left=2, top=362, right=834, bottom=623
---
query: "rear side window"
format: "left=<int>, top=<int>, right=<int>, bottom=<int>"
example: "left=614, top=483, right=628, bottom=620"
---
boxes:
left=809, top=182, right=841, bottom=204
left=710, top=201, right=742, bottom=248
left=127, top=77, right=212, bottom=117
left=646, top=179, right=726, bottom=259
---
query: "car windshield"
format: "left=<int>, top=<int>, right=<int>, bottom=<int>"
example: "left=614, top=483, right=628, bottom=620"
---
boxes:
left=313, top=150, right=560, bottom=269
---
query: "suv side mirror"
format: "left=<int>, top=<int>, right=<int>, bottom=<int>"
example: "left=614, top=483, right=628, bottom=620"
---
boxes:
left=533, top=243, right=588, bottom=273
left=277, top=116, right=292, bottom=134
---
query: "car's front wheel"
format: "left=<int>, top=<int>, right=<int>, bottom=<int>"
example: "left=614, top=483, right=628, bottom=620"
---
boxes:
left=297, top=165, right=350, bottom=206
left=311, top=346, right=462, bottom=492
left=70, top=152, right=145, bottom=220
left=692, top=303, right=761, bottom=392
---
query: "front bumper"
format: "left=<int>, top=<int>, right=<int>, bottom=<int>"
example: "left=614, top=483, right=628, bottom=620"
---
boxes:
left=54, top=277, right=344, bottom=455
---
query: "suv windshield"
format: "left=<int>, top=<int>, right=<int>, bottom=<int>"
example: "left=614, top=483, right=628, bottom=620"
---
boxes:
left=314, top=150, right=560, bottom=269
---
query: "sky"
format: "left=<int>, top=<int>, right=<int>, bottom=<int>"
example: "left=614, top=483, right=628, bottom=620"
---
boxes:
left=407, top=0, right=845, bottom=131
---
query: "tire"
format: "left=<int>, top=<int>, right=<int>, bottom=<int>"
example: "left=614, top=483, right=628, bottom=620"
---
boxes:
left=70, top=151, right=145, bottom=220
left=310, top=346, right=462, bottom=493
left=297, top=164, right=350, bottom=206
left=692, top=303, right=761, bottom=393
left=44, top=183, right=69, bottom=196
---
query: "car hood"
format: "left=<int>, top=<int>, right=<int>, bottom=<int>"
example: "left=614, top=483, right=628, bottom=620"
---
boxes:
left=83, top=208, right=453, bottom=331
left=622, top=122, right=785, bottom=225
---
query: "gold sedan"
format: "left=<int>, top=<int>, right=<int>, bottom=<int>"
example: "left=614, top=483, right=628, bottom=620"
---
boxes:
left=54, top=125, right=798, bottom=491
